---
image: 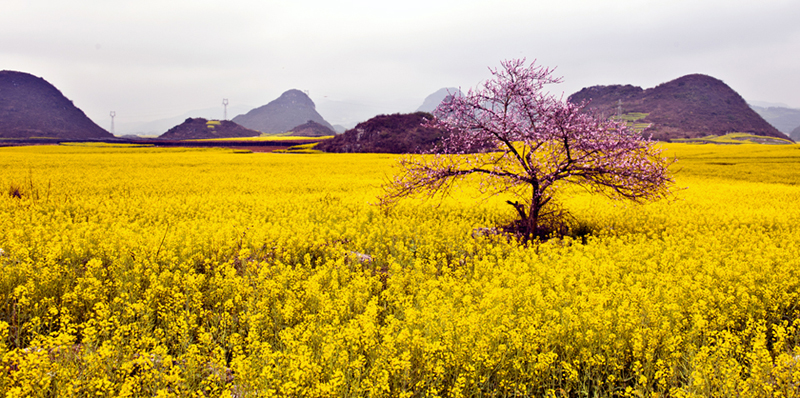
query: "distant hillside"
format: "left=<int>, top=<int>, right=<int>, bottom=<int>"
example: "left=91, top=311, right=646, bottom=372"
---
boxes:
left=672, top=132, right=793, bottom=145
left=749, top=105, right=800, bottom=135
left=568, top=74, right=787, bottom=141
left=159, top=118, right=261, bottom=140
left=316, top=98, right=382, bottom=130
left=232, top=89, right=334, bottom=135
left=0, top=70, right=111, bottom=139
left=287, top=120, right=336, bottom=137
left=117, top=104, right=253, bottom=136
left=792, top=125, right=800, bottom=141
left=417, top=88, right=462, bottom=113
left=316, top=112, right=446, bottom=154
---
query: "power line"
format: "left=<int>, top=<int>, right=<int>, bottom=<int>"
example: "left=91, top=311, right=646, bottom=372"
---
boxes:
left=110, top=111, right=116, bottom=134
left=222, top=99, right=229, bottom=120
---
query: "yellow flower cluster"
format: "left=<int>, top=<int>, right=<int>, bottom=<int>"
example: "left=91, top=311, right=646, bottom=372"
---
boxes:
left=1, top=143, right=799, bottom=397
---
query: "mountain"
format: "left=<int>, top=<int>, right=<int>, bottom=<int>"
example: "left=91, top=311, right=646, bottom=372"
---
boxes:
left=792, top=125, right=800, bottom=141
left=287, top=120, right=336, bottom=137
left=159, top=118, right=261, bottom=140
left=116, top=104, right=253, bottom=136
left=568, top=74, right=787, bottom=141
left=0, top=70, right=112, bottom=139
left=316, top=112, right=446, bottom=154
left=749, top=105, right=800, bottom=136
left=316, top=98, right=384, bottom=130
left=232, top=89, right=334, bottom=135
left=313, top=89, right=466, bottom=130
left=416, top=87, right=462, bottom=113
left=749, top=100, right=790, bottom=108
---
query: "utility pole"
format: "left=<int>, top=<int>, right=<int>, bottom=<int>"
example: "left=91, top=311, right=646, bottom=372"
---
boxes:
left=110, top=111, right=116, bottom=135
left=222, top=99, right=229, bottom=120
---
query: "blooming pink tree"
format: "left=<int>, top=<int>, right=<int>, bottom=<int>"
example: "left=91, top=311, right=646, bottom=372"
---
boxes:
left=380, top=59, right=674, bottom=239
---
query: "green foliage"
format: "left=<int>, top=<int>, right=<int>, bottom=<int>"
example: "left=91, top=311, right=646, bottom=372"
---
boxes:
left=273, top=143, right=323, bottom=154
left=612, top=112, right=649, bottom=122
left=672, top=132, right=794, bottom=145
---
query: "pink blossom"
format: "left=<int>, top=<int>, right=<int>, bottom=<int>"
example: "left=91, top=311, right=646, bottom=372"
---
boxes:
left=380, top=59, right=674, bottom=240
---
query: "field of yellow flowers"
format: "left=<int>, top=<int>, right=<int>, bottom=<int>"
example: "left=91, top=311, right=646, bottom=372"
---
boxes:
left=1, top=143, right=800, bottom=397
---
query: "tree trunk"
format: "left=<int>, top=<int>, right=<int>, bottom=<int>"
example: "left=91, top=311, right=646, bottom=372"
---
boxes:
left=528, top=199, right=541, bottom=240
left=505, top=194, right=543, bottom=241
left=506, top=200, right=530, bottom=239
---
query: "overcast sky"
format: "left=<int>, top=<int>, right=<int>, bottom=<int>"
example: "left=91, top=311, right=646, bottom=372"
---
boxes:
left=3, top=0, right=799, bottom=132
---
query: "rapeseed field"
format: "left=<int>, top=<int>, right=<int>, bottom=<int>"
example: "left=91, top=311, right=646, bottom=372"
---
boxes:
left=1, top=143, right=799, bottom=397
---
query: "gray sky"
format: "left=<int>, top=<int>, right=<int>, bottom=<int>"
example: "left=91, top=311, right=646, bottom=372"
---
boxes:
left=3, top=0, right=799, bottom=132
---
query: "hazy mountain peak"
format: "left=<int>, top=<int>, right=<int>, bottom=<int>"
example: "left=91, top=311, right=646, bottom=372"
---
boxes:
left=749, top=100, right=793, bottom=109
left=417, top=87, right=462, bottom=113
left=274, top=89, right=316, bottom=109
left=749, top=104, right=800, bottom=135
left=232, top=89, right=333, bottom=135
